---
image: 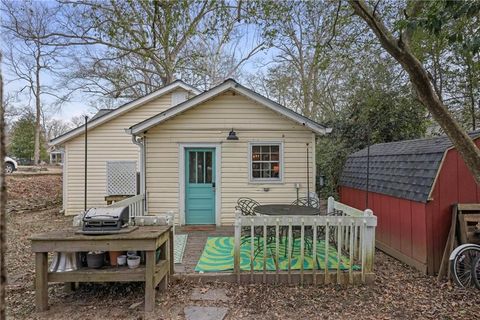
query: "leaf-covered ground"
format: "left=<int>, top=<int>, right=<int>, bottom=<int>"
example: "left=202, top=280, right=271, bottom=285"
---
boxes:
left=5, top=175, right=480, bottom=319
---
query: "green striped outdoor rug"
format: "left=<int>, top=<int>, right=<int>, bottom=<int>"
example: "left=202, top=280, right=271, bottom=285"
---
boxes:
left=195, top=236, right=360, bottom=272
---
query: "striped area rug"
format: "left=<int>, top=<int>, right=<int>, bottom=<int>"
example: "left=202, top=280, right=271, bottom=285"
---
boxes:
left=195, top=236, right=360, bottom=272
left=174, top=234, right=188, bottom=264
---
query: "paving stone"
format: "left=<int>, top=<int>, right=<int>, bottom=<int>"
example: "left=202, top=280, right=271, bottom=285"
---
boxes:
left=184, top=306, right=228, bottom=320
left=174, top=265, right=186, bottom=273
left=190, top=288, right=229, bottom=302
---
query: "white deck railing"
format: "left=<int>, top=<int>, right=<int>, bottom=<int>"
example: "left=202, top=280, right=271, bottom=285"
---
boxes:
left=233, top=197, right=377, bottom=285
left=108, top=193, right=146, bottom=223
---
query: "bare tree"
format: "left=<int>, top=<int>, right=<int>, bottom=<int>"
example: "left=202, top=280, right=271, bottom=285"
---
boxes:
left=52, top=0, right=252, bottom=99
left=349, top=0, right=480, bottom=184
left=250, top=0, right=370, bottom=122
left=0, top=51, right=7, bottom=320
left=179, top=24, right=265, bottom=91
left=2, top=1, right=68, bottom=165
left=44, top=118, right=72, bottom=141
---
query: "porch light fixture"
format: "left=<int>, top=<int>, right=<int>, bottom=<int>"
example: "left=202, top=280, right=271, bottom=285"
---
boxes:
left=226, top=128, right=238, bottom=140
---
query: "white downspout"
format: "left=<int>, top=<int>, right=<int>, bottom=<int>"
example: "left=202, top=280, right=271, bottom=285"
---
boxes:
left=131, top=134, right=146, bottom=211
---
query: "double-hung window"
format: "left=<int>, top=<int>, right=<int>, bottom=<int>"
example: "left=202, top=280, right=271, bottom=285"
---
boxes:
left=249, top=143, right=283, bottom=182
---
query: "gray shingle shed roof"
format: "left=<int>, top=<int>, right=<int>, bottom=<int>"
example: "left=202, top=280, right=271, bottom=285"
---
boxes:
left=340, top=131, right=480, bottom=203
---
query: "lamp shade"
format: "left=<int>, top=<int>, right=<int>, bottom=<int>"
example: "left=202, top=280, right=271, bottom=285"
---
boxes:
left=226, top=129, right=238, bottom=140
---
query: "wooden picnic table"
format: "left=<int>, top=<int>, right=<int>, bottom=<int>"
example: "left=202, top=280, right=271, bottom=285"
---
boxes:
left=30, top=226, right=174, bottom=313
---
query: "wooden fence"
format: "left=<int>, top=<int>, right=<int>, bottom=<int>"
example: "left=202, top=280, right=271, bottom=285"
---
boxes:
left=233, top=197, right=377, bottom=285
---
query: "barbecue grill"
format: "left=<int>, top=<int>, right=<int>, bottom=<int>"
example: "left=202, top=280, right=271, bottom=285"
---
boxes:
left=82, top=206, right=129, bottom=232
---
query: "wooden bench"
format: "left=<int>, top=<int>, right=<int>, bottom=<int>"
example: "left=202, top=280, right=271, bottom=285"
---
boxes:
left=30, top=226, right=174, bottom=312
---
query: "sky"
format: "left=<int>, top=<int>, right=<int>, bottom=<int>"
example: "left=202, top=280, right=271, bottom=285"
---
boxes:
left=2, top=18, right=273, bottom=124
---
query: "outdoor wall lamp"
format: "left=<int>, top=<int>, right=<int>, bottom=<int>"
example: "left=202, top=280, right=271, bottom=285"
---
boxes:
left=226, top=128, right=239, bottom=140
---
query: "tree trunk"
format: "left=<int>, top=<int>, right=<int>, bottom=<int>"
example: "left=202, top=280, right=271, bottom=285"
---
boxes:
left=34, top=61, right=41, bottom=165
left=466, top=58, right=476, bottom=131
left=349, top=0, right=480, bottom=185
left=0, top=52, right=7, bottom=320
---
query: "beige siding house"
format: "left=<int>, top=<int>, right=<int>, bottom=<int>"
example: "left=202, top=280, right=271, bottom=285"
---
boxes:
left=50, top=81, right=200, bottom=216
left=51, top=79, right=330, bottom=224
left=128, top=79, right=330, bottom=225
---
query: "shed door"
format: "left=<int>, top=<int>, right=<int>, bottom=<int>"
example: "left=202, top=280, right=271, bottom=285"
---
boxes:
left=185, top=148, right=215, bottom=224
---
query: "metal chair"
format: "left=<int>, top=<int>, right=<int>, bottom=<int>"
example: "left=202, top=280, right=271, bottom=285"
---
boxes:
left=236, top=198, right=262, bottom=246
left=235, top=198, right=276, bottom=257
left=287, top=196, right=319, bottom=257
left=291, top=196, right=320, bottom=209
left=235, top=197, right=261, bottom=216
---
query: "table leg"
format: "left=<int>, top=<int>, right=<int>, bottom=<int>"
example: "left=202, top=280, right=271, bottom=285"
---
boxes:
left=169, top=229, right=174, bottom=275
left=35, top=252, right=48, bottom=311
left=145, top=250, right=156, bottom=312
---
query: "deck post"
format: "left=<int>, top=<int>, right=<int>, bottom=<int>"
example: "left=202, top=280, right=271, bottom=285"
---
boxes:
left=233, top=214, right=242, bottom=283
left=327, top=196, right=334, bottom=214
left=363, top=209, right=375, bottom=280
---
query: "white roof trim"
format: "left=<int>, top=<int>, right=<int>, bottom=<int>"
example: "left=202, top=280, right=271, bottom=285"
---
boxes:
left=129, top=79, right=331, bottom=136
left=50, top=81, right=201, bottom=146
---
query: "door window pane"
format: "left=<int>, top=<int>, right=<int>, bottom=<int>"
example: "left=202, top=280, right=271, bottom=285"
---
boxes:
left=189, top=152, right=196, bottom=183
left=197, top=151, right=204, bottom=183
left=205, top=151, right=212, bottom=183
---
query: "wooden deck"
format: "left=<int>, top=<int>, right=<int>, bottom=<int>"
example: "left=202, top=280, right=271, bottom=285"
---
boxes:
left=172, top=223, right=375, bottom=285
left=174, top=226, right=233, bottom=274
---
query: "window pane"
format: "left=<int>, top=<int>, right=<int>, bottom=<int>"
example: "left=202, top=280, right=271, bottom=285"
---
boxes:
left=189, top=152, right=196, bottom=183
left=271, top=146, right=279, bottom=161
left=197, top=152, right=204, bottom=183
left=252, top=146, right=260, bottom=161
left=271, top=162, right=280, bottom=178
left=205, top=151, right=212, bottom=183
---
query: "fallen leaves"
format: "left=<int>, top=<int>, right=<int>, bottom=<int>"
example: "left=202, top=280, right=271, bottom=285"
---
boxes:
left=4, top=175, right=480, bottom=319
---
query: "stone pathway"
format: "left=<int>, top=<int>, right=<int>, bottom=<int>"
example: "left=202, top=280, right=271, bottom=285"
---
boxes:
left=190, top=288, right=230, bottom=302
left=184, top=306, right=228, bottom=320
left=184, top=288, right=230, bottom=320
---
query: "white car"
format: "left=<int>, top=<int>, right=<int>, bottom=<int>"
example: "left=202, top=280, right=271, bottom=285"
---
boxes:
left=5, top=156, right=18, bottom=174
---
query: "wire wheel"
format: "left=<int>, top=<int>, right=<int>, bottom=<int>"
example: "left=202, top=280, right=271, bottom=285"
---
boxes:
left=450, top=244, right=480, bottom=288
left=473, top=255, right=480, bottom=290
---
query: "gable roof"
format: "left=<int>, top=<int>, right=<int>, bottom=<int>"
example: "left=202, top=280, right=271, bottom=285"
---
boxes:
left=50, top=80, right=201, bottom=146
left=340, top=131, right=480, bottom=203
left=128, top=79, right=331, bottom=135
left=91, top=109, right=113, bottom=120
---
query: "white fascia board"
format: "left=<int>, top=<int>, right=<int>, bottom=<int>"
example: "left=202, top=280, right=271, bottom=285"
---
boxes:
left=50, top=81, right=201, bottom=146
left=130, top=81, right=233, bottom=135
left=231, top=84, right=330, bottom=135
left=130, top=80, right=331, bottom=136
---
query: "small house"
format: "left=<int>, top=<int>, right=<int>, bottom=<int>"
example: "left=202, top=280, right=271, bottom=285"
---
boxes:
left=51, top=79, right=331, bottom=225
left=339, top=132, right=480, bottom=274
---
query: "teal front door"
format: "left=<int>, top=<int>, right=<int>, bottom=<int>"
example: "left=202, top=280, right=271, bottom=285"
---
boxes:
left=185, top=148, right=216, bottom=224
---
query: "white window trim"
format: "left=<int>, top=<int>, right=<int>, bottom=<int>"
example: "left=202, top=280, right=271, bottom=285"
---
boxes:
left=248, top=141, right=284, bottom=184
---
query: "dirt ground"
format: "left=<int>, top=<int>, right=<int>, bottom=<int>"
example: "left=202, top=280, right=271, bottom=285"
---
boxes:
left=5, top=175, right=480, bottom=319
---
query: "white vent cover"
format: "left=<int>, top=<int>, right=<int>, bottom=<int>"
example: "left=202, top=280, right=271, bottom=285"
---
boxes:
left=171, top=90, right=188, bottom=106
left=106, top=161, right=137, bottom=196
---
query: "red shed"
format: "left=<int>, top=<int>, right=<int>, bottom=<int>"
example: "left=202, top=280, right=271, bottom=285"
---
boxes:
left=339, top=132, right=480, bottom=274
